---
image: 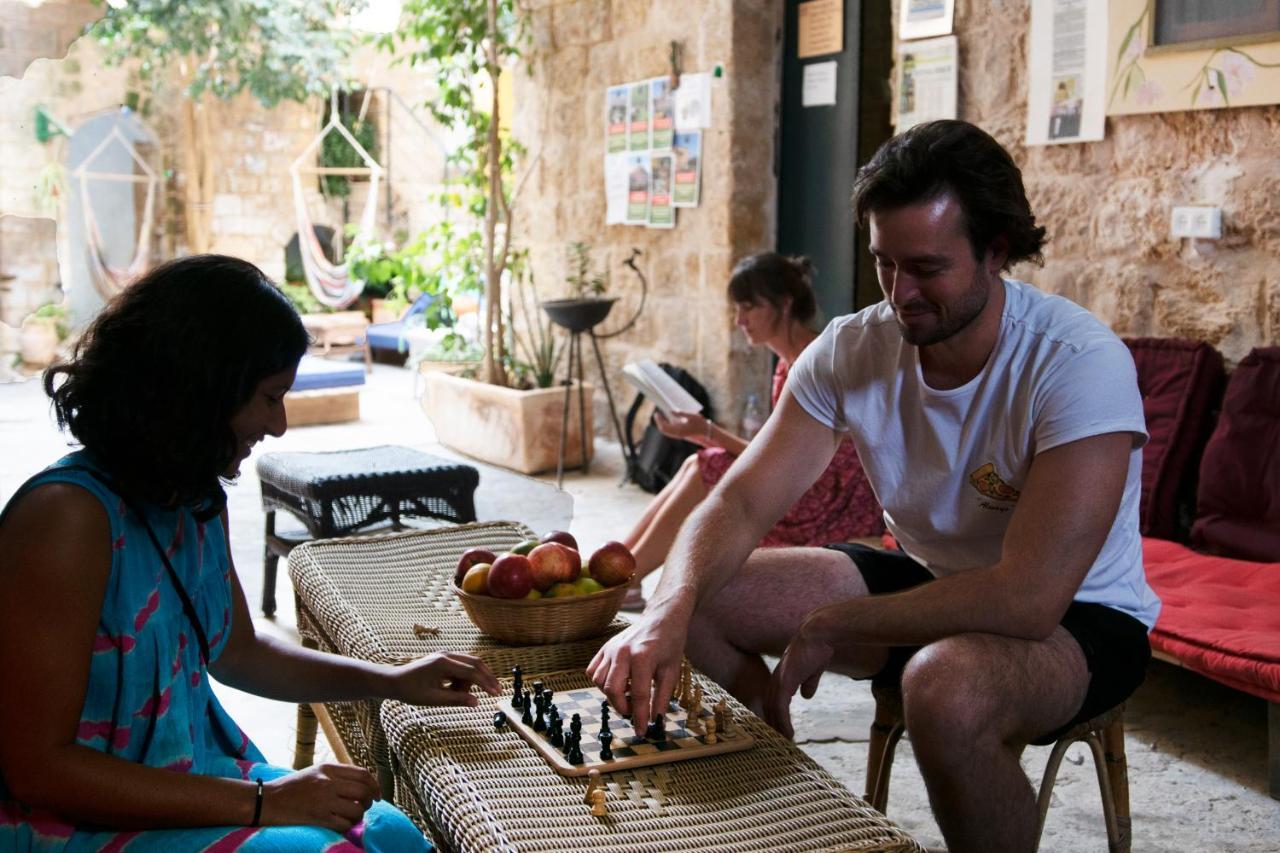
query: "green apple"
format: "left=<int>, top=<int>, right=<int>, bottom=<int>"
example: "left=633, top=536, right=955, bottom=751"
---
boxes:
left=574, top=576, right=604, bottom=596
left=548, top=582, right=579, bottom=598
left=524, top=588, right=543, bottom=600
left=510, top=539, right=539, bottom=556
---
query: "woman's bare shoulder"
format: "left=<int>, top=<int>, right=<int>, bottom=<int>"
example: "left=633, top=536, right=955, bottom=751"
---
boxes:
left=0, top=482, right=112, bottom=586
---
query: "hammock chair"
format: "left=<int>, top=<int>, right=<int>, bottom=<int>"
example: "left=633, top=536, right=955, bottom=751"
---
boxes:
left=289, top=92, right=384, bottom=310
left=74, top=125, right=159, bottom=300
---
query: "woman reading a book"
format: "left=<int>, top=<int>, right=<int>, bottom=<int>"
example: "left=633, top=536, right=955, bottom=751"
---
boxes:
left=621, top=252, right=881, bottom=610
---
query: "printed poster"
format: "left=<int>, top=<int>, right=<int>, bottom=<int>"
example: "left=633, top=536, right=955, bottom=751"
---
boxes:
left=674, top=72, right=712, bottom=130
left=1027, top=0, right=1107, bottom=145
left=628, top=82, right=650, bottom=151
left=650, top=77, right=675, bottom=149
left=895, top=35, right=958, bottom=130
left=797, top=0, right=843, bottom=59
left=625, top=152, right=650, bottom=224
left=648, top=152, right=675, bottom=228
left=606, top=85, right=629, bottom=153
left=899, top=0, right=955, bottom=41
left=672, top=131, right=701, bottom=207
left=604, top=152, right=629, bottom=224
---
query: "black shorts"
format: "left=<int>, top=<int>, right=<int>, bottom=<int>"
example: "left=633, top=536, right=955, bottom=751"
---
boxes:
left=826, top=542, right=1152, bottom=745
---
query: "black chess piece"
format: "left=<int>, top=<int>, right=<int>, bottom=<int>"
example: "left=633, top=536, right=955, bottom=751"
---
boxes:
left=533, top=697, right=547, bottom=732
left=563, top=729, right=576, bottom=759
left=549, top=715, right=564, bottom=749
left=600, top=701, right=610, bottom=725
left=570, top=713, right=582, bottom=738
left=493, top=711, right=508, bottom=729
left=644, top=715, right=666, bottom=742
left=532, top=679, right=544, bottom=699
left=567, top=732, right=584, bottom=765
left=599, top=730, right=614, bottom=761
left=521, top=690, right=533, bottom=725
left=511, top=666, right=523, bottom=709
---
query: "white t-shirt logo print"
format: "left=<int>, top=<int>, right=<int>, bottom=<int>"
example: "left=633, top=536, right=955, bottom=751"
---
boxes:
left=969, top=462, right=1020, bottom=503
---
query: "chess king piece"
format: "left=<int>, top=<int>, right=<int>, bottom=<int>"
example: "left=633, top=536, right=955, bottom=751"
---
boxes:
left=589, top=788, right=607, bottom=817
left=599, top=729, right=614, bottom=761
left=511, top=666, right=523, bottom=709
left=584, top=769, right=603, bottom=804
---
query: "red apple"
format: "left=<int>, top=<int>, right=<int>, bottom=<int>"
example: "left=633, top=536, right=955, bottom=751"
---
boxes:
left=540, top=530, right=580, bottom=552
left=487, top=553, right=534, bottom=599
left=528, top=542, right=581, bottom=591
left=587, top=541, right=637, bottom=587
left=455, top=548, right=498, bottom=586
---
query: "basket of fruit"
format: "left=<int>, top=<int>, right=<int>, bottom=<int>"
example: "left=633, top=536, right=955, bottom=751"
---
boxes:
left=453, top=531, right=636, bottom=645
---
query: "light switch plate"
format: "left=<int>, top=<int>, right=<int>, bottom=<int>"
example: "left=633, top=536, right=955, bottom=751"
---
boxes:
left=1171, top=206, right=1222, bottom=239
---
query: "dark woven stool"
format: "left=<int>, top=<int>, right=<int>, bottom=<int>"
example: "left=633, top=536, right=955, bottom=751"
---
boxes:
left=256, top=445, right=479, bottom=616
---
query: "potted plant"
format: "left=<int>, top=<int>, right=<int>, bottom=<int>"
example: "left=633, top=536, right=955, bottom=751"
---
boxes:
left=541, top=241, right=617, bottom=332
left=20, top=302, right=69, bottom=367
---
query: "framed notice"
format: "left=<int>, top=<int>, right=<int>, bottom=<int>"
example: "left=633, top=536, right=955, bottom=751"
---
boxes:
left=1026, top=0, right=1107, bottom=145
left=672, top=131, right=701, bottom=207
left=894, top=36, right=958, bottom=129
left=798, top=0, right=844, bottom=59
left=899, top=0, right=955, bottom=41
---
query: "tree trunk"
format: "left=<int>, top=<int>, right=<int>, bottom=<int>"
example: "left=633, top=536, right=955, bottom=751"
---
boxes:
left=177, top=96, right=215, bottom=254
left=482, top=0, right=508, bottom=387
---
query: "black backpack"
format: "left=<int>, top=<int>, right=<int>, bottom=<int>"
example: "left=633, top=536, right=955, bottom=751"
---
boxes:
left=623, top=363, right=714, bottom=494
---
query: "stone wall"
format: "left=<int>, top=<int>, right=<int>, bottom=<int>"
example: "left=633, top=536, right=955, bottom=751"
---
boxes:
left=511, top=0, right=782, bottom=437
left=903, top=1, right=1279, bottom=364
left=0, top=0, right=99, bottom=79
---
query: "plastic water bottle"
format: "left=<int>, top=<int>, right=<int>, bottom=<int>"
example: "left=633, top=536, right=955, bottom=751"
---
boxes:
left=741, top=393, right=766, bottom=439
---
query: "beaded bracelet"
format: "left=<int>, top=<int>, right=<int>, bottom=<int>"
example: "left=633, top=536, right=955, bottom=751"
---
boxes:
left=251, top=778, right=264, bottom=827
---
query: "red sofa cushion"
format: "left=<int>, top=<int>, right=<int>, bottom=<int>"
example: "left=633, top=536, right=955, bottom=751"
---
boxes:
left=1124, top=337, right=1224, bottom=540
left=1192, top=346, right=1280, bottom=562
left=1144, top=537, right=1280, bottom=703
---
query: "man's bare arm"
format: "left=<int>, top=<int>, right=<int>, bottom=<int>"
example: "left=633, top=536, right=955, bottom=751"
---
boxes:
left=766, top=431, right=1134, bottom=733
left=589, top=389, right=843, bottom=729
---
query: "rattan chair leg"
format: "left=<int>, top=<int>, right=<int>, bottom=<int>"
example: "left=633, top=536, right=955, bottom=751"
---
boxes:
left=315, top=703, right=355, bottom=765
left=1102, top=717, right=1132, bottom=853
left=261, top=510, right=278, bottom=617
left=1033, top=735, right=1073, bottom=849
left=865, top=718, right=905, bottom=814
left=294, top=701, right=318, bottom=770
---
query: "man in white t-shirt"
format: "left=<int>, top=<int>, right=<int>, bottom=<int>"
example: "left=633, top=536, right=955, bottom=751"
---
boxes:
left=588, top=120, right=1159, bottom=852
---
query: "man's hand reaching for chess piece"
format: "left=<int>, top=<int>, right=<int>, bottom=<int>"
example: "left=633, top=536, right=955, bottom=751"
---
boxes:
left=587, top=603, right=689, bottom=733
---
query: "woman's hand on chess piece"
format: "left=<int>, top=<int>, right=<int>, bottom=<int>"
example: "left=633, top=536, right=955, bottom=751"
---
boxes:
left=260, top=763, right=380, bottom=832
left=390, top=651, right=501, bottom=706
left=764, top=612, right=835, bottom=739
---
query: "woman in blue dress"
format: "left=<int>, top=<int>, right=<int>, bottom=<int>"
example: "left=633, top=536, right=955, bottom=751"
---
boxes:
left=0, top=255, right=499, bottom=851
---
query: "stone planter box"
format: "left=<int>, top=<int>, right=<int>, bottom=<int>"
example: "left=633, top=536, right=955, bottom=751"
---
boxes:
left=423, top=370, right=593, bottom=475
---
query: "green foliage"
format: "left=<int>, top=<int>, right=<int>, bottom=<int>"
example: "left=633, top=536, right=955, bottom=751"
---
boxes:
left=507, top=250, right=561, bottom=389
left=346, top=223, right=482, bottom=331
left=28, top=303, right=70, bottom=340
left=320, top=114, right=377, bottom=197
left=89, top=0, right=360, bottom=107
left=277, top=281, right=324, bottom=315
left=564, top=241, right=608, bottom=298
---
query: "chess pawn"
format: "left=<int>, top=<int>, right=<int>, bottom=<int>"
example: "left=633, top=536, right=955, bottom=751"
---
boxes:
left=703, top=713, right=718, bottom=744
left=584, top=769, right=602, bottom=804
left=589, top=788, right=607, bottom=817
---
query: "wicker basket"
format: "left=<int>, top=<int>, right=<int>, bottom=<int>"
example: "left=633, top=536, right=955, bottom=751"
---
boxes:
left=454, top=582, right=628, bottom=645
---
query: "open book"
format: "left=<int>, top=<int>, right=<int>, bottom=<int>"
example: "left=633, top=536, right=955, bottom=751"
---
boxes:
left=621, top=359, right=704, bottom=417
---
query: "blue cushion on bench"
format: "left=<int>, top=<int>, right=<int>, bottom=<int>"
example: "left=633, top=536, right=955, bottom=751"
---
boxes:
left=291, top=355, right=366, bottom=392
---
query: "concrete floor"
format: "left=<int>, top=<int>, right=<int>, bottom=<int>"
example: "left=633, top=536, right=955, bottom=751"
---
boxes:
left=2, top=363, right=1276, bottom=851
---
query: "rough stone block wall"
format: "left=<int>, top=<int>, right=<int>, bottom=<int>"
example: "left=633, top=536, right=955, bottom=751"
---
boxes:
left=911, top=1, right=1279, bottom=364
left=0, top=0, right=99, bottom=79
left=512, top=0, right=780, bottom=438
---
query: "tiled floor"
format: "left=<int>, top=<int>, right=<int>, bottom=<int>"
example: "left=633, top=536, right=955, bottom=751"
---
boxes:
left=2, top=363, right=1275, bottom=851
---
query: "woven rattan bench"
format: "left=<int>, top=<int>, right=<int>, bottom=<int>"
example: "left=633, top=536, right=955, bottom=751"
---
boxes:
left=257, top=445, right=479, bottom=616
left=286, top=522, right=627, bottom=796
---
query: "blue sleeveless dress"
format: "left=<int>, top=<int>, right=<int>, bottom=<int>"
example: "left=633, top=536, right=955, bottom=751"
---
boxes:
left=0, top=452, right=429, bottom=852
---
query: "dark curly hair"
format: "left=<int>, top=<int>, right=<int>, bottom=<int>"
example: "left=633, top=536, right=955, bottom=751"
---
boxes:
left=851, top=120, right=1047, bottom=269
left=727, top=252, right=817, bottom=324
left=45, top=255, right=308, bottom=506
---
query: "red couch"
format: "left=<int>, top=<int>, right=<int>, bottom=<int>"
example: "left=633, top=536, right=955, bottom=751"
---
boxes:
left=1128, top=341, right=1280, bottom=799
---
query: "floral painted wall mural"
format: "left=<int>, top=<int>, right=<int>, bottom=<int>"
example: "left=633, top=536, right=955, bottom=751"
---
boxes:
left=1107, top=0, right=1280, bottom=114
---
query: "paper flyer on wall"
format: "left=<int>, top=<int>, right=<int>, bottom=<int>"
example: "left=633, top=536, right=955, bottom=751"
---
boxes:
left=604, top=153, right=629, bottom=224
left=625, top=152, right=650, bottom=224
left=650, top=77, right=675, bottom=149
left=648, top=152, right=676, bottom=228
left=1026, top=0, right=1107, bottom=145
left=672, top=131, right=701, bottom=207
left=606, top=85, right=629, bottom=153
left=674, top=72, right=712, bottom=130
left=895, top=35, right=958, bottom=130
left=628, top=82, right=650, bottom=151
left=898, top=0, right=954, bottom=41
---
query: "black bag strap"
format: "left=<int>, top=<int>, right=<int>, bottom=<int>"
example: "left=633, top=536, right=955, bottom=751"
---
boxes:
left=63, top=465, right=212, bottom=667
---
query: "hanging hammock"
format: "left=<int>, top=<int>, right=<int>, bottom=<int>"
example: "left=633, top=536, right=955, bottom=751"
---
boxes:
left=74, top=125, right=159, bottom=300
left=289, top=93, right=384, bottom=310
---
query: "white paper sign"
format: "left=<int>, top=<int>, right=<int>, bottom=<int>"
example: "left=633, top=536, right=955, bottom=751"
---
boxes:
left=802, top=61, right=838, bottom=107
left=674, top=72, right=712, bottom=130
left=894, top=36, right=958, bottom=129
left=899, top=0, right=955, bottom=41
left=604, top=153, right=629, bottom=225
left=1025, top=0, right=1107, bottom=145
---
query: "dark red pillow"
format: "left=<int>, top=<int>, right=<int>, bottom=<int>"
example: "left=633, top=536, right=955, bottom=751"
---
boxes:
left=1192, top=347, right=1280, bottom=561
left=1124, top=338, right=1224, bottom=540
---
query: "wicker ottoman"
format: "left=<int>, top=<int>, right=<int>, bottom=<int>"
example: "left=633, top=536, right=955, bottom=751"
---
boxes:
left=256, top=445, right=479, bottom=616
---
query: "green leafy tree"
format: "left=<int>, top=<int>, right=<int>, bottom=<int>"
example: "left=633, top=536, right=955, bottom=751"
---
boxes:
left=89, top=0, right=359, bottom=252
left=377, top=0, right=528, bottom=386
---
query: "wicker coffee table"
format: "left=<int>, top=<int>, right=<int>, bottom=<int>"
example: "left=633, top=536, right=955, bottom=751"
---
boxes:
left=258, top=445, right=479, bottom=616
left=286, top=524, right=923, bottom=852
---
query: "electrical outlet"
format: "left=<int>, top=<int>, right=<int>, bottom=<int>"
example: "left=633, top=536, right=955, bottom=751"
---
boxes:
left=1171, top=206, right=1222, bottom=239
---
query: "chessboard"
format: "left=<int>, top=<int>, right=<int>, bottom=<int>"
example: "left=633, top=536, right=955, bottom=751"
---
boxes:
left=500, top=667, right=754, bottom=778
